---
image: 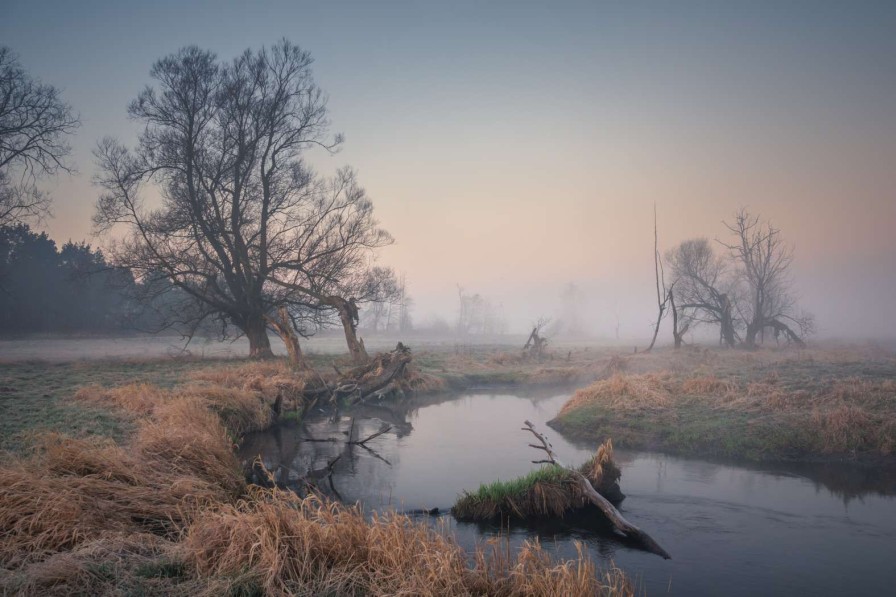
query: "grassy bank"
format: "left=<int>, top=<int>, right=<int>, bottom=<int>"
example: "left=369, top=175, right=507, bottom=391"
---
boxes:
left=549, top=345, right=896, bottom=462
left=0, top=345, right=612, bottom=453
left=453, top=440, right=621, bottom=521
left=0, top=356, right=633, bottom=596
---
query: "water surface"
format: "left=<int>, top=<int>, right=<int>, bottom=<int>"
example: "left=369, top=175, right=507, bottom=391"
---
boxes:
left=241, top=389, right=896, bottom=596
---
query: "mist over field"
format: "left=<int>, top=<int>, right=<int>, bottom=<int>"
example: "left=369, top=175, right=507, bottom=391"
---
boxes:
left=1, top=1, right=895, bottom=344
left=2, top=3, right=896, bottom=597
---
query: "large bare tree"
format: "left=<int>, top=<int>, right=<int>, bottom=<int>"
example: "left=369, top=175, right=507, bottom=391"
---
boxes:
left=721, top=209, right=812, bottom=347
left=94, top=41, right=391, bottom=359
left=0, top=47, right=79, bottom=225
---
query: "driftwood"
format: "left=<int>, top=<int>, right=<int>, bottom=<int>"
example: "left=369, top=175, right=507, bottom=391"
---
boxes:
left=300, top=343, right=412, bottom=404
left=522, top=420, right=671, bottom=559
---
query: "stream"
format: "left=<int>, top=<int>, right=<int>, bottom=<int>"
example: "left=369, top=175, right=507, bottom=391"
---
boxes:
left=240, top=388, right=896, bottom=596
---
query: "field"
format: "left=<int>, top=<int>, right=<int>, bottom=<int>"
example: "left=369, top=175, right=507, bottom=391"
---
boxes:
left=2, top=338, right=894, bottom=594
left=0, top=342, right=633, bottom=596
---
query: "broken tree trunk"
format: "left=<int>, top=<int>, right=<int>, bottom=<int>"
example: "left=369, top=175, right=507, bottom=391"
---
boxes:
left=325, top=295, right=369, bottom=365
left=353, top=342, right=412, bottom=402
left=303, top=343, right=413, bottom=404
left=266, top=307, right=308, bottom=368
left=522, top=420, right=671, bottom=559
left=767, top=318, right=806, bottom=347
left=523, top=318, right=550, bottom=359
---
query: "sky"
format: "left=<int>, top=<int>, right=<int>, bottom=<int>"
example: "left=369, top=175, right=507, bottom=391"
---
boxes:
left=2, top=0, right=895, bottom=340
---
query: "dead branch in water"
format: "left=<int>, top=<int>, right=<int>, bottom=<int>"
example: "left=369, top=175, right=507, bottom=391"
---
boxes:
left=522, top=420, right=671, bottom=559
left=350, top=424, right=393, bottom=446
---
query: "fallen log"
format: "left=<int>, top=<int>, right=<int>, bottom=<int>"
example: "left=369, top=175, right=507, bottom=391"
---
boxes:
left=522, top=420, right=671, bottom=559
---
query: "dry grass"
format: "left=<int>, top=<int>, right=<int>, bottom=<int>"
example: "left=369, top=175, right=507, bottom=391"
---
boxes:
left=0, top=402, right=243, bottom=570
left=186, top=488, right=632, bottom=597
left=2, top=368, right=634, bottom=595
left=189, top=360, right=307, bottom=412
left=74, top=381, right=171, bottom=417
left=552, top=346, right=896, bottom=460
left=560, top=374, right=673, bottom=415
left=400, top=365, right=447, bottom=393
left=581, top=439, right=620, bottom=491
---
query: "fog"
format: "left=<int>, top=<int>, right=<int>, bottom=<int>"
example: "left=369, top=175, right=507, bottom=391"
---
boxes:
left=2, top=0, right=895, bottom=343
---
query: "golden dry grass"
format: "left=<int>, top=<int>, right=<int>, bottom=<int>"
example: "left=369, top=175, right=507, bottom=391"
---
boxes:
left=553, top=345, right=896, bottom=459
left=2, top=368, right=634, bottom=596
left=560, top=373, right=674, bottom=415
left=186, top=488, right=632, bottom=597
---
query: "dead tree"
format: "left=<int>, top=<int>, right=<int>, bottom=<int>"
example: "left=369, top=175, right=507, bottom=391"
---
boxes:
left=666, top=238, right=737, bottom=347
left=645, top=205, right=669, bottom=352
left=523, top=421, right=670, bottom=559
left=302, top=343, right=412, bottom=404
left=523, top=317, right=550, bottom=359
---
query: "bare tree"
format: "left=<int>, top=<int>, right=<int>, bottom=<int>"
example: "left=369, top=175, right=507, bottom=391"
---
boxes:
left=720, top=209, right=812, bottom=347
left=645, top=205, right=669, bottom=352
left=558, top=282, right=585, bottom=337
left=94, top=41, right=391, bottom=359
left=666, top=238, right=738, bottom=348
left=455, top=285, right=506, bottom=337
left=0, top=47, right=80, bottom=225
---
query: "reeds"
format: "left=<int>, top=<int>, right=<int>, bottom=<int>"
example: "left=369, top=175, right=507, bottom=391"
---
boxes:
left=186, top=488, right=633, bottom=596
left=2, top=373, right=634, bottom=596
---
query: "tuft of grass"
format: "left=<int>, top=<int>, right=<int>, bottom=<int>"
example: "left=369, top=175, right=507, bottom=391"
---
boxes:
left=452, top=441, right=621, bottom=522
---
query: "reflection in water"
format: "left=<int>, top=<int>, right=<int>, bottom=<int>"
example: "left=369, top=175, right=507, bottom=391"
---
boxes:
left=240, top=389, right=896, bottom=597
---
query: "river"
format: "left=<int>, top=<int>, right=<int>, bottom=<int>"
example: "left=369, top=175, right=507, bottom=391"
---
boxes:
left=240, top=388, right=896, bottom=596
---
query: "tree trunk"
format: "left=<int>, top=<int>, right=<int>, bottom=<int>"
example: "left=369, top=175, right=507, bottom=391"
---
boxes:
left=245, top=314, right=274, bottom=359
left=719, top=295, right=736, bottom=348
left=744, top=321, right=760, bottom=348
left=327, top=296, right=369, bottom=364
left=645, top=303, right=665, bottom=353
left=267, top=307, right=307, bottom=367
left=669, top=288, right=683, bottom=349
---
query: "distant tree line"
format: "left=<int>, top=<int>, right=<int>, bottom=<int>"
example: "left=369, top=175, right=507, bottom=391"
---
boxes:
left=455, top=285, right=507, bottom=337
left=0, top=223, right=175, bottom=334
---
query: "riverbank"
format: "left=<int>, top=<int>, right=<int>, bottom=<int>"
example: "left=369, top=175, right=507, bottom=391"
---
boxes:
left=549, top=345, right=896, bottom=463
left=0, top=352, right=632, bottom=595
left=3, top=341, right=893, bottom=461
left=0, top=345, right=612, bottom=453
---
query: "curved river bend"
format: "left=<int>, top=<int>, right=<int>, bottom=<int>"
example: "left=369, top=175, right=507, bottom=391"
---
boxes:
left=241, top=389, right=896, bottom=596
